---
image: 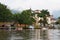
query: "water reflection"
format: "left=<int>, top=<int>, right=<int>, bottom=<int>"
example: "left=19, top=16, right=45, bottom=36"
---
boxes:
left=0, top=30, right=10, bottom=40
left=40, top=29, right=49, bottom=40
left=0, top=29, right=60, bottom=40
left=48, top=29, right=60, bottom=40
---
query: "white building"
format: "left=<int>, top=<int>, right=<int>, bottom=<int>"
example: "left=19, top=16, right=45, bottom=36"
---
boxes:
left=46, top=15, right=56, bottom=25
left=32, top=10, right=43, bottom=26
left=32, top=10, right=56, bottom=27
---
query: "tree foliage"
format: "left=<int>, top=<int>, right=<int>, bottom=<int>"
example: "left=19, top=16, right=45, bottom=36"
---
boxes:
left=13, top=9, right=35, bottom=25
left=56, top=17, right=60, bottom=24
left=0, top=3, right=12, bottom=22
left=19, top=9, right=35, bottom=25
left=38, top=9, right=50, bottom=26
left=0, top=3, right=51, bottom=26
left=38, top=9, right=50, bottom=17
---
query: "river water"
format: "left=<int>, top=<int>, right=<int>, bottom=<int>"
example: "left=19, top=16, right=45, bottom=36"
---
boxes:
left=0, top=29, right=60, bottom=40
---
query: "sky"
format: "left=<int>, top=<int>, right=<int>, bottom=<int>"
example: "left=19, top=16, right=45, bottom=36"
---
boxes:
left=0, top=0, right=60, bottom=18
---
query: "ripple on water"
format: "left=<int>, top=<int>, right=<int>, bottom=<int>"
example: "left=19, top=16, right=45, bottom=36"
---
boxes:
left=48, top=29, right=60, bottom=40
left=1, top=29, right=60, bottom=40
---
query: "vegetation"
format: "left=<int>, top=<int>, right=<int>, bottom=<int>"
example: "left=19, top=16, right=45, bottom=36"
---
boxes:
left=13, top=9, right=35, bottom=25
left=38, top=9, right=50, bottom=26
left=0, top=3, right=50, bottom=27
left=0, top=3, right=13, bottom=22
left=38, top=10, right=50, bottom=17
left=19, top=9, right=35, bottom=25
left=55, top=17, right=60, bottom=24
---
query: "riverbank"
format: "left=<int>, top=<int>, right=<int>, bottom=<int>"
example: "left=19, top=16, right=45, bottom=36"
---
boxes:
left=0, top=26, right=60, bottom=31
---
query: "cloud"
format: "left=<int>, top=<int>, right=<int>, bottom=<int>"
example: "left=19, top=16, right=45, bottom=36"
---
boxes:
left=0, top=0, right=60, bottom=10
left=0, top=0, right=60, bottom=17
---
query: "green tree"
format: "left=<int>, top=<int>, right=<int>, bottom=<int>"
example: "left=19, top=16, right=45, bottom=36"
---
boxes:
left=58, top=17, right=60, bottom=19
left=38, top=9, right=50, bottom=26
left=19, top=9, right=35, bottom=25
left=0, top=3, right=12, bottom=22
left=56, top=17, right=60, bottom=24
left=38, top=9, right=50, bottom=17
left=13, top=13, right=20, bottom=22
left=57, top=17, right=60, bottom=24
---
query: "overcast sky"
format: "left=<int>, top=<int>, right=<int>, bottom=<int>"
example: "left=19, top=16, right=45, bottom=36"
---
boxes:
left=0, top=0, right=60, bottom=18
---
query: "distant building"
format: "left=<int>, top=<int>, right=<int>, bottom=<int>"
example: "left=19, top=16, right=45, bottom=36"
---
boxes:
left=46, top=15, right=56, bottom=25
left=32, top=10, right=43, bottom=27
left=34, top=10, right=41, bottom=13
left=32, top=10, right=56, bottom=27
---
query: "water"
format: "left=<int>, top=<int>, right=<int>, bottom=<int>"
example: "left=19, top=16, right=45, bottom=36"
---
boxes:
left=0, top=29, right=60, bottom=40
